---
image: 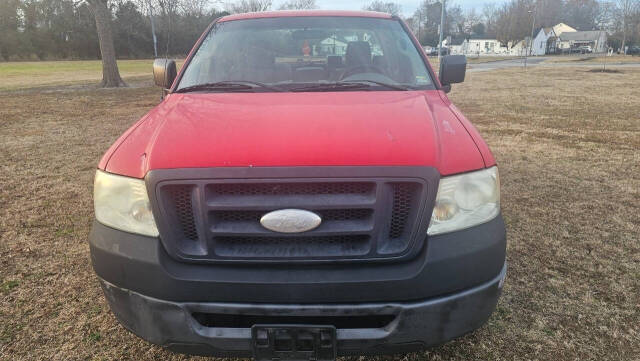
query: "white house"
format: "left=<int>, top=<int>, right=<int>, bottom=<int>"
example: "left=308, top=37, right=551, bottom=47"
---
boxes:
left=460, top=37, right=508, bottom=55
left=318, top=37, right=348, bottom=56
left=508, top=39, right=529, bottom=56
left=443, top=38, right=465, bottom=55
left=514, top=23, right=579, bottom=56
left=558, top=31, right=608, bottom=53
left=531, top=27, right=555, bottom=56
left=552, top=23, right=577, bottom=38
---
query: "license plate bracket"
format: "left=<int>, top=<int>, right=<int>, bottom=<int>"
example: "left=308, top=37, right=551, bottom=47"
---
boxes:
left=251, top=325, right=336, bottom=361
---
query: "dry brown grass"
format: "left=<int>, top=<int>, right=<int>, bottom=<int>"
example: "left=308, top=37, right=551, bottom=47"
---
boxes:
left=1, top=66, right=639, bottom=360
left=544, top=54, right=640, bottom=64
left=428, top=56, right=522, bottom=65
left=465, top=56, right=524, bottom=63
left=0, top=60, right=185, bottom=91
left=427, top=56, right=522, bottom=70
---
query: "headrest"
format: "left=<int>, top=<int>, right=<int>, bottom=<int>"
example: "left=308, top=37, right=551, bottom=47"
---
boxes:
left=346, top=41, right=372, bottom=67
left=246, top=46, right=274, bottom=68
left=327, top=55, right=343, bottom=67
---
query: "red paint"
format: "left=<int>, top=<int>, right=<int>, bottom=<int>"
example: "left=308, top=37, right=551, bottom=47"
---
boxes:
left=219, top=10, right=392, bottom=23
left=447, top=102, right=497, bottom=168
left=99, top=12, right=496, bottom=179
left=102, top=91, right=486, bottom=179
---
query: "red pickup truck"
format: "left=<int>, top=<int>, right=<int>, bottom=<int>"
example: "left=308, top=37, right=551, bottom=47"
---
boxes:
left=90, top=10, right=506, bottom=359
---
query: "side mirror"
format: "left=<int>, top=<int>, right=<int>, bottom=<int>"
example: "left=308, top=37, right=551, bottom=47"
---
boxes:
left=439, top=55, right=467, bottom=93
left=153, top=58, right=177, bottom=89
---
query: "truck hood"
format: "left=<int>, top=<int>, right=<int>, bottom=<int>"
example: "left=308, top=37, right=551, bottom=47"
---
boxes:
left=103, top=91, right=485, bottom=178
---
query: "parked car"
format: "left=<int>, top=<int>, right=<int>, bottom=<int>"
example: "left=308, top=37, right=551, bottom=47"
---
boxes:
left=90, top=10, right=506, bottom=360
left=628, top=46, right=640, bottom=56
left=578, top=45, right=593, bottom=54
left=569, top=45, right=592, bottom=54
left=427, top=46, right=450, bottom=56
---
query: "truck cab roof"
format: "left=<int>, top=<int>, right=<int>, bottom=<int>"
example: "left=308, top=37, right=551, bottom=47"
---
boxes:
left=218, top=10, right=393, bottom=23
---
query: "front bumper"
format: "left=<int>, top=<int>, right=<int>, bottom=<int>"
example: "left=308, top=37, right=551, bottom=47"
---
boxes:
left=89, top=215, right=506, bottom=304
left=100, top=263, right=506, bottom=357
left=90, top=212, right=506, bottom=356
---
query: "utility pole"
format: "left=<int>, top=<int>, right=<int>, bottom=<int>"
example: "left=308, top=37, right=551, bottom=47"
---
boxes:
left=438, top=0, right=446, bottom=62
left=418, top=10, right=423, bottom=46
left=525, top=5, right=536, bottom=71
left=148, top=0, right=158, bottom=58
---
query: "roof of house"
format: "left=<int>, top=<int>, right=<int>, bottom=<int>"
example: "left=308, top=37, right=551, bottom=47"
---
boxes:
left=449, top=38, right=466, bottom=46
left=535, top=27, right=552, bottom=38
left=553, top=23, right=577, bottom=34
left=468, top=34, right=499, bottom=41
left=559, top=30, right=606, bottom=41
left=220, top=10, right=392, bottom=22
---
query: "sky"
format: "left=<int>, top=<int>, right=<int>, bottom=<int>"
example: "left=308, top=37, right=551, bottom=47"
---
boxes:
left=270, top=0, right=506, bottom=17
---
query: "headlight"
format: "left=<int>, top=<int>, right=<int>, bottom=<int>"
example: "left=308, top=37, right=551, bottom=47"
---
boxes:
left=428, top=167, right=500, bottom=235
left=94, top=170, right=159, bottom=237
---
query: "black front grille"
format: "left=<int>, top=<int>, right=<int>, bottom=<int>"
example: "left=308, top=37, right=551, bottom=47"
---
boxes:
left=211, top=209, right=373, bottom=223
left=165, top=185, right=198, bottom=241
left=389, top=183, right=420, bottom=239
left=152, top=168, right=436, bottom=264
left=214, top=235, right=371, bottom=258
left=211, top=182, right=373, bottom=196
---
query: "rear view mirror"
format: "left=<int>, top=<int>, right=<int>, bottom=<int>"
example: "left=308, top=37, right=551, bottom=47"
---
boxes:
left=153, top=58, right=177, bottom=89
left=292, top=30, right=330, bottom=41
left=439, top=55, right=466, bottom=92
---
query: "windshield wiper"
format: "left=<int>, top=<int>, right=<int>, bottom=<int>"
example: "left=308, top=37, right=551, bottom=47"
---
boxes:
left=290, top=82, right=372, bottom=92
left=290, top=81, right=409, bottom=92
left=175, top=81, right=284, bottom=93
left=340, top=80, right=410, bottom=91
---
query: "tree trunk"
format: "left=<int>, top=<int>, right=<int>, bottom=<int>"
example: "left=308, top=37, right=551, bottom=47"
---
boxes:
left=621, top=19, right=627, bottom=54
left=88, top=0, right=126, bottom=87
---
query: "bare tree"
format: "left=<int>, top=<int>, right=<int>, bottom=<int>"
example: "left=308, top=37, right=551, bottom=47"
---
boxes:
left=278, top=0, right=316, bottom=10
left=564, top=0, right=600, bottom=30
left=535, top=0, right=564, bottom=28
left=618, top=0, right=640, bottom=53
left=179, top=0, right=211, bottom=15
left=596, top=1, right=617, bottom=33
left=363, top=1, right=402, bottom=16
left=86, top=0, right=126, bottom=87
left=463, top=8, right=481, bottom=34
left=482, top=3, right=498, bottom=37
left=224, top=0, right=271, bottom=13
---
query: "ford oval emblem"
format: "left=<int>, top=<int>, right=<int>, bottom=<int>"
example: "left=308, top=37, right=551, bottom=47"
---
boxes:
left=260, top=209, right=322, bottom=233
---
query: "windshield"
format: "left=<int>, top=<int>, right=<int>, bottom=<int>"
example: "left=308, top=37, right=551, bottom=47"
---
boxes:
left=176, top=16, right=434, bottom=92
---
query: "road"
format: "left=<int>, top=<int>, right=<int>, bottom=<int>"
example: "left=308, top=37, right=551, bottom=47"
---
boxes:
left=468, top=57, right=640, bottom=72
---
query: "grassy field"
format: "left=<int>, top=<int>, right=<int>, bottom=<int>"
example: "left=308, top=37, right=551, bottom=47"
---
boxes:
left=427, top=56, right=523, bottom=69
left=457, top=56, right=524, bottom=63
left=543, top=54, right=640, bottom=63
left=0, top=60, right=184, bottom=91
left=1, top=64, right=639, bottom=360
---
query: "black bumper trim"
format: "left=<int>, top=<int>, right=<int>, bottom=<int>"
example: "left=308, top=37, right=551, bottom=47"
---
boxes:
left=100, top=264, right=506, bottom=357
left=90, top=213, right=506, bottom=303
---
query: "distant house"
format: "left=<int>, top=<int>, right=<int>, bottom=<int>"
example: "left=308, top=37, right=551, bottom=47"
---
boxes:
left=532, top=27, right=555, bottom=56
left=446, top=37, right=466, bottom=55
left=558, top=31, right=608, bottom=53
left=318, top=37, right=348, bottom=56
left=509, top=39, right=529, bottom=56
left=461, top=36, right=508, bottom=55
left=552, top=23, right=577, bottom=38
